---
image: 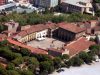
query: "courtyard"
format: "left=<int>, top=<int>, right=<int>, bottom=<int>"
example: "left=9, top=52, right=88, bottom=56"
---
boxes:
left=27, top=38, right=65, bottom=50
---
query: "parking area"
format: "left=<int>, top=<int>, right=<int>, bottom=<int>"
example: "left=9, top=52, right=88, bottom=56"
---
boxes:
left=27, top=38, right=65, bottom=50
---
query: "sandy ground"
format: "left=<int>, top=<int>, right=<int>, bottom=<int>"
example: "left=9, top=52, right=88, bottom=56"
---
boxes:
left=50, top=61, right=100, bottom=75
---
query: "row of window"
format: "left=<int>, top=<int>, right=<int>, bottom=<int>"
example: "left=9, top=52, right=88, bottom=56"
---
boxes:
left=68, top=4, right=82, bottom=11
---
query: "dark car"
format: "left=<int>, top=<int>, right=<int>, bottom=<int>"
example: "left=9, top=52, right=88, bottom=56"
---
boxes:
left=56, top=69, right=64, bottom=73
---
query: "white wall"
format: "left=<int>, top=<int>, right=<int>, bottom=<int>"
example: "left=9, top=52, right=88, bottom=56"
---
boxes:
left=36, top=29, right=48, bottom=41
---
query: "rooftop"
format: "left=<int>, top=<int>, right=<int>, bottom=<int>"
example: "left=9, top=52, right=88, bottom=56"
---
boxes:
left=94, top=25, right=100, bottom=31
left=58, top=22, right=85, bottom=33
left=7, top=38, right=48, bottom=54
left=17, top=23, right=56, bottom=37
left=64, top=37, right=95, bottom=56
left=62, top=0, right=92, bottom=7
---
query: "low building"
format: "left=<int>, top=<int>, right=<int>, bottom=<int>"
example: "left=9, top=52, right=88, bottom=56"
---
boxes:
left=54, top=22, right=85, bottom=41
left=7, top=38, right=48, bottom=54
left=76, top=20, right=99, bottom=34
left=16, top=24, right=48, bottom=42
left=48, top=48, right=68, bottom=57
left=64, top=37, right=95, bottom=56
left=21, top=25, right=31, bottom=31
left=48, top=37, right=95, bottom=57
left=3, top=20, right=19, bottom=36
left=14, top=23, right=56, bottom=42
left=60, top=0, right=94, bottom=15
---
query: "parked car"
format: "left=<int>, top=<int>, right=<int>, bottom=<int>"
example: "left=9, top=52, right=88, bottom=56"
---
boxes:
left=56, top=69, right=64, bottom=73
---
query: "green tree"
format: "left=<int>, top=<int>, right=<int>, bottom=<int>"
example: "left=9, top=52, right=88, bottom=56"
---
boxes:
left=78, top=51, right=93, bottom=64
left=20, top=48, right=30, bottom=56
left=61, top=54, right=69, bottom=60
left=53, top=57, right=61, bottom=69
left=21, top=70, right=34, bottom=75
left=6, top=63, right=15, bottom=70
left=0, top=64, right=8, bottom=75
left=40, top=61, right=54, bottom=74
left=35, top=54, right=51, bottom=62
left=89, top=45, right=100, bottom=55
left=0, top=40, right=9, bottom=46
left=12, top=57, right=24, bottom=66
left=8, top=70, right=20, bottom=75
left=95, top=10, right=100, bottom=17
left=0, top=25, right=7, bottom=32
left=27, top=57, right=39, bottom=72
left=52, top=16, right=66, bottom=23
left=94, top=0, right=100, bottom=3
left=69, top=56, right=84, bottom=66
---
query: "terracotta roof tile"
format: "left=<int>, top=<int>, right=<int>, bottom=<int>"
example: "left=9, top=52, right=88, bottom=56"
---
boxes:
left=58, top=22, right=85, bottom=33
left=94, top=26, right=100, bottom=31
left=18, top=24, right=49, bottom=37
left=7, top=38, right=48, bottom=54
left=64, top=37, right=95, bottom=56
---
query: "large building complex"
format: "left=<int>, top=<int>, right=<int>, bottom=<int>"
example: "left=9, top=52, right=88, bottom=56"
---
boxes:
left=0, top=19, right=99, bottom=56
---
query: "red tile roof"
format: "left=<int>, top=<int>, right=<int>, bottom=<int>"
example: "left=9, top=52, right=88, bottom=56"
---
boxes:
left=0, top=34, right=7, bottom=41
left=64, top=37, right=95, bottom=56
left=18, top=24, right=54, bottom=37
left=94, top=26, right=100, bottom=31
left=7, top=38, right=48, bottom=54
left=46, top=22, right=57, bottom=29
left=58, top=22, right=85, bottom=33
left=18, top=23, right=57, bottom=37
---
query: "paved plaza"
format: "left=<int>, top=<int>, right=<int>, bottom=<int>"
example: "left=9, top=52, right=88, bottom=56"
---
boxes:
left=27, top=38, right=65, bottom=50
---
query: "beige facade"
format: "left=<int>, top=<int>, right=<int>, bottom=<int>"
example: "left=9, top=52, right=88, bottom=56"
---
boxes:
left=15, top=29, right=48, bottom=43
left=17, top=32, right=36, bottom=43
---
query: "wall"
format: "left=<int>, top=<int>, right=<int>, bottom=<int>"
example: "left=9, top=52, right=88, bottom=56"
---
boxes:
left=75, top=31, right=85, bottom=38
left=0, top=0, right=6, bottom=5
left=36, top=29, right=48, bottom=41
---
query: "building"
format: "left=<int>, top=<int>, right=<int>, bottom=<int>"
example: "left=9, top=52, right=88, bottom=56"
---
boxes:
left=64, top=37, right=95, bottom=56
left=48, top=37, right=95, bottom=57
left=60, top=0, right=94, bottom=15
left=97, top=35, right=100, bottom=44
left=48, top=48, right=68, bottom=57
left=93, top=25, right=100, bottom=35
left=7, top=38, right=48, bottom=54
left=14, top=23, right=56, bottom=43
left=14, top=24, right=48, bottom=42
left=76, top=20, right=99, bottom=34
left=34, top=0, right=58, bottom=8
left=0, top=0, right=7, bottom=5
left=53, top=22, right=85, bottom=42
left=0, top=2, right=16, bottom=11
left=14, top=22, right=87, bottom=43
left=3, top=20, right=19, bottom=36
